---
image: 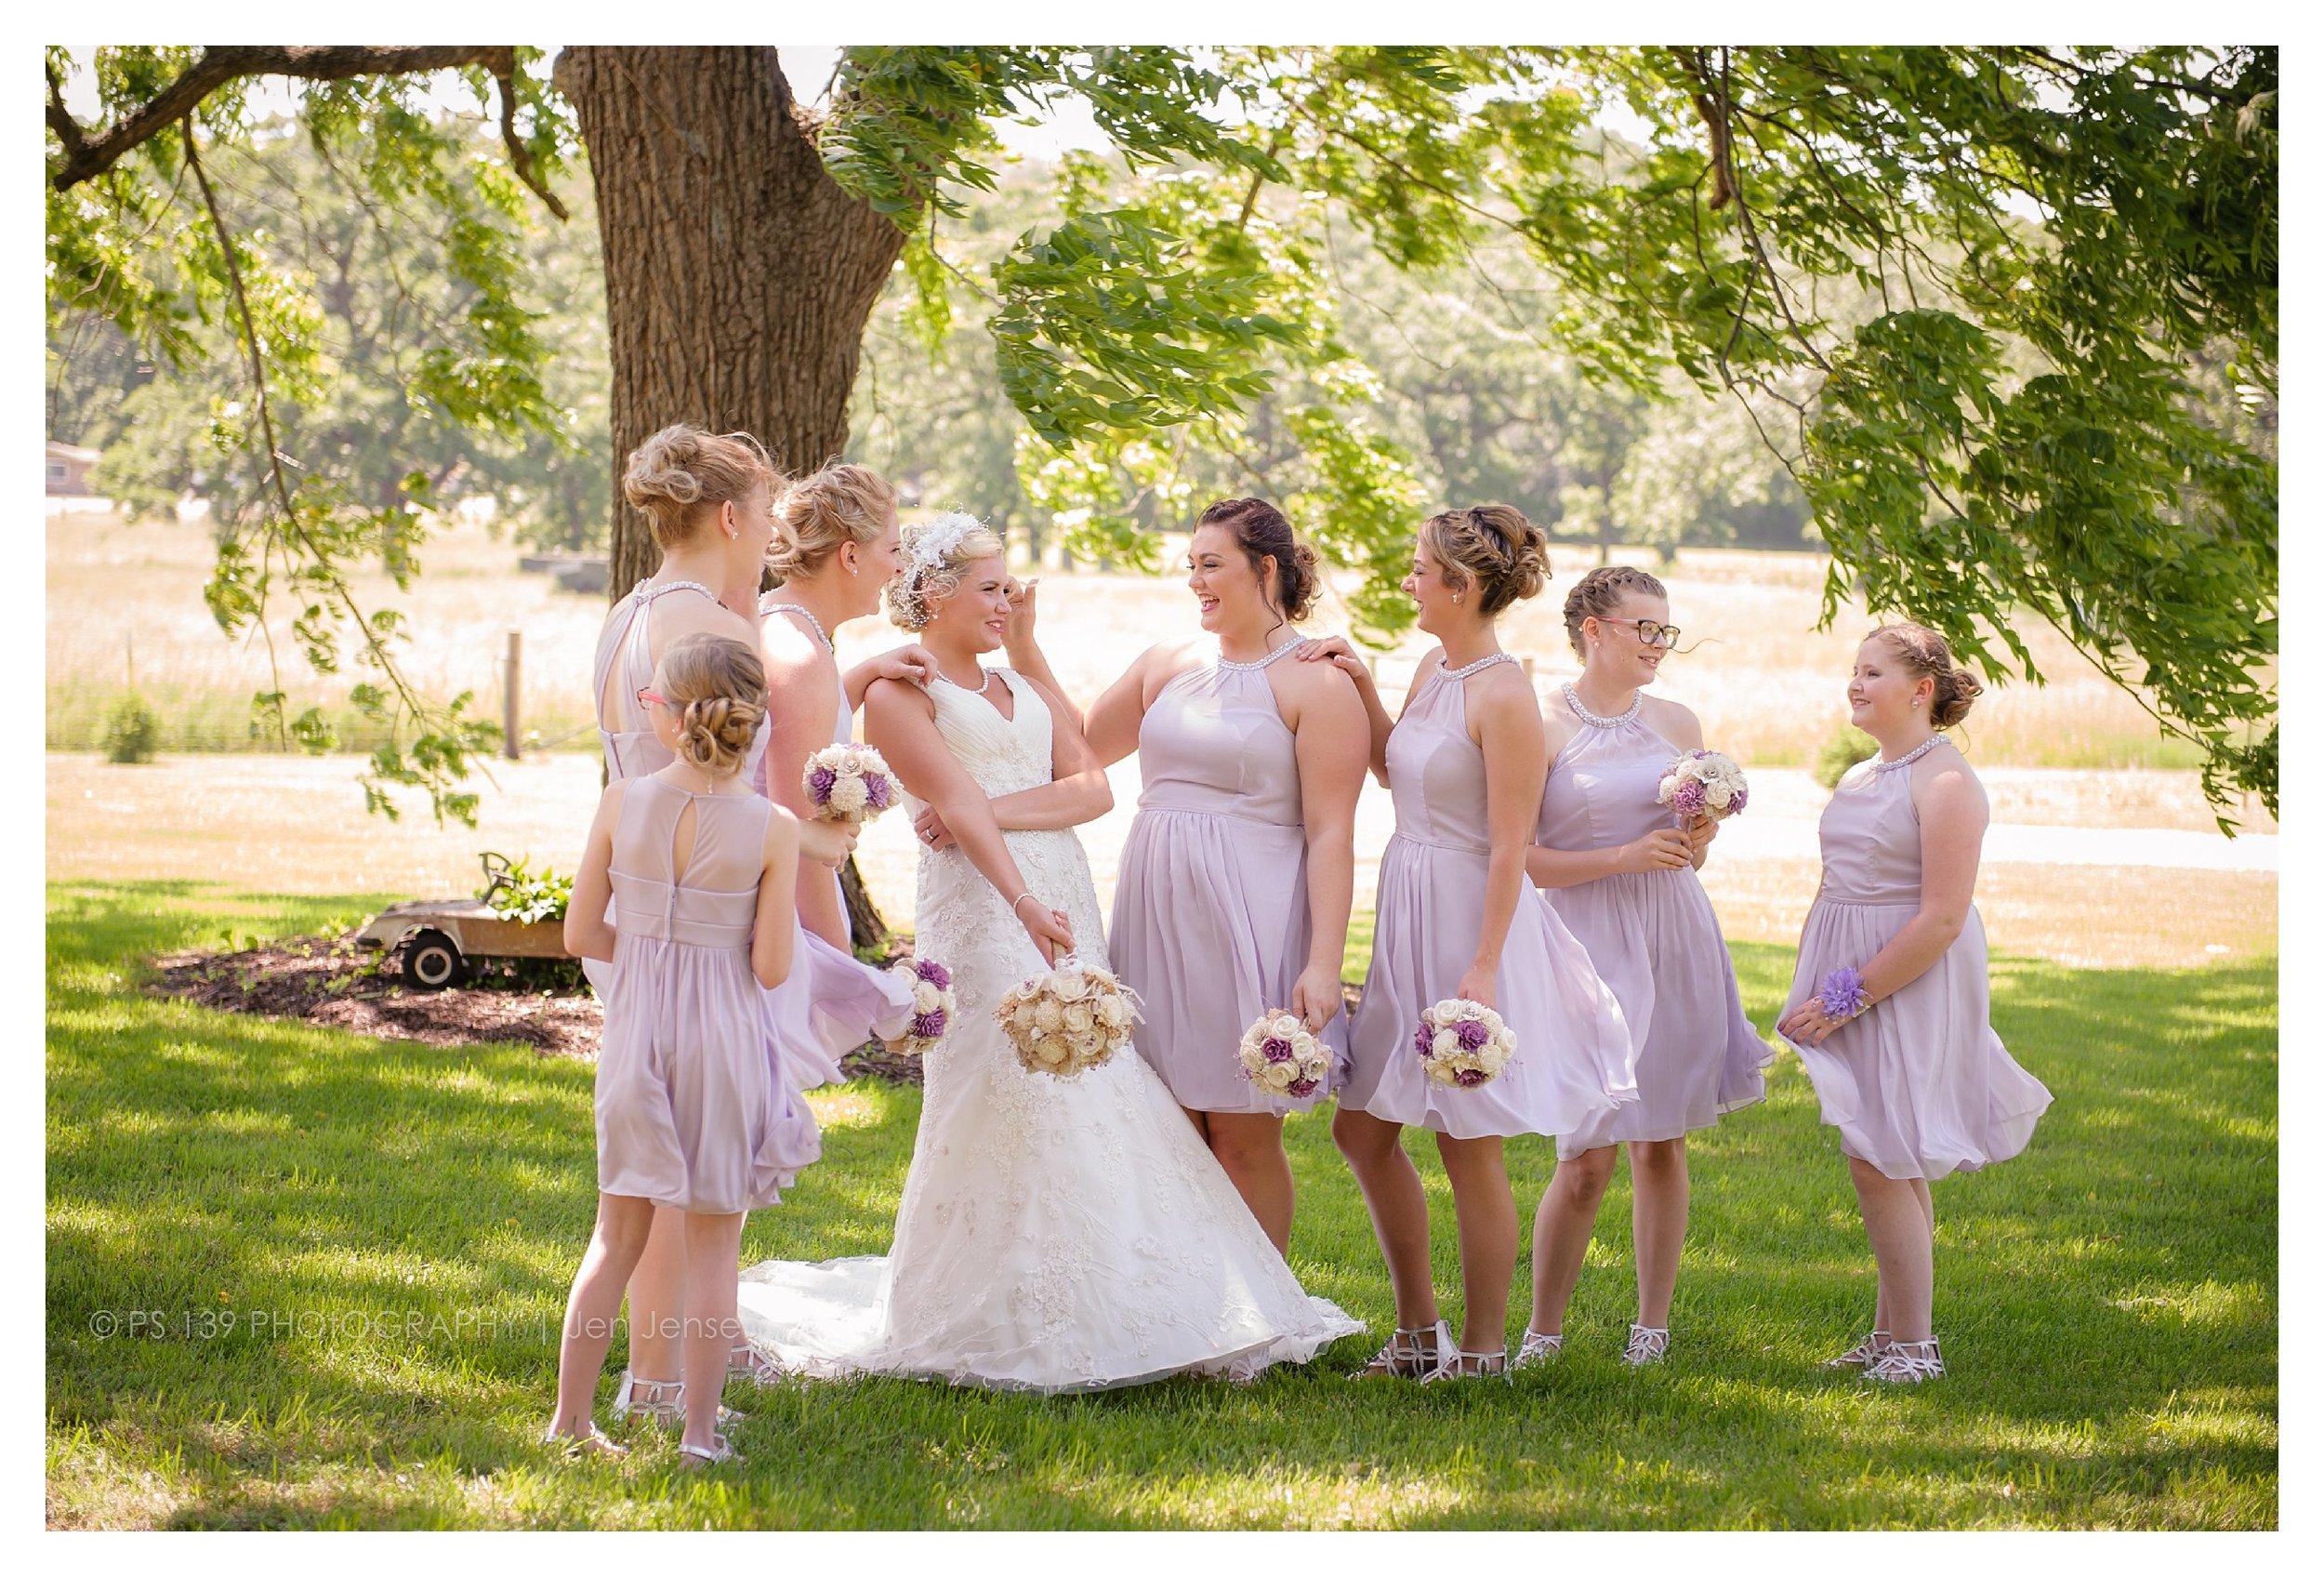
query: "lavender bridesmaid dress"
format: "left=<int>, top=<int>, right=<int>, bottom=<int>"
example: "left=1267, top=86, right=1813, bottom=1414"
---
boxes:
left=1776, top=737, right=2052, bottom=1179
left=596, top=778, right=819, bottom=1211
left=1538, top=684, right=1771, bottom=1158
left=1108, top=639, right=1348, bottom=1114
left=1343, top=654, right=1637, bottom=1139
left=751, top=601, right=915, bottom=1086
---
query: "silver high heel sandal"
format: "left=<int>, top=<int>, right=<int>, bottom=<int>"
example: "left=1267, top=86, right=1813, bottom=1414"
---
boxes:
left=1512, top=1330, right=1565, bottom=1370
left=1353, top=1319, right=1451, bottom=1379
left=1419, top=1347, right=1511, bottom=1383
left=1620, top=1324, right=1670, bottom=1366
left=1824, top=1330, right=1893, bottom=1369
left=1862, top=1336, right=1944, bottom=1384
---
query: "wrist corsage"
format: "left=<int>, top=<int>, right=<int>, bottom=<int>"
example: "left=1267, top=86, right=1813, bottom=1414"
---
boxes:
left=1816, top=966, right=1871, bottom=1024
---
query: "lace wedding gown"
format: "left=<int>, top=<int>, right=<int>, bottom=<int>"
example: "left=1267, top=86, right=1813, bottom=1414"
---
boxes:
left=735, top=669, right=1361, bottom=1391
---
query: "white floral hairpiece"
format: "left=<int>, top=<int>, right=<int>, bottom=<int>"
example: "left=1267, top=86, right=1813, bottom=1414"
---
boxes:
left=893, top=510, right=991, bottom=627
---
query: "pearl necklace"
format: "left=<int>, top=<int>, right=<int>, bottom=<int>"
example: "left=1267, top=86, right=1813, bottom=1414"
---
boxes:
left=1562, top=682, right=1642, bottom=729
left=1871, top=735, right=1948, bottom=772
left=761, top=600, right=833, bottom=653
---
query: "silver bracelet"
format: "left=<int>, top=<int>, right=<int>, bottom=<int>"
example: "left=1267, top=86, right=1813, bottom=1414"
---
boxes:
left=1010, top=892, right=1041, bottom=914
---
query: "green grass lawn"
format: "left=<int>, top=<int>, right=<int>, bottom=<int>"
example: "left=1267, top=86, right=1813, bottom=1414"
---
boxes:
left=47, top=881, right=2277, bottom=1529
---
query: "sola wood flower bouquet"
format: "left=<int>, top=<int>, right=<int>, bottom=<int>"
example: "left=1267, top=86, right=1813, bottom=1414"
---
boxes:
left=996, top=955, right=1139, bottom=1079
left=1238, top=1011, right=1330, bottom=1100
left=1414, top=999, right=1516, bottom=1089
left=1657, top=749, right=1749, bottom=825
left=802, top=743, right=898, bottom=823
left=886, top=955, right=958, bottom=1054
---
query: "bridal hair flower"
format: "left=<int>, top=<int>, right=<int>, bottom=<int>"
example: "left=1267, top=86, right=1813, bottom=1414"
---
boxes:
left=889, top=510, right=991, bottom=630
left=1236, top=1011, right=1331, bottom=1100
left=887, top=955, right=957, bottom=1054
left=1414, top=999, right=1517, bottom=1089
left=802, top=743, right=899, bottom=824
left=1657, top=749, right=1750, bottom=823
left=996, top=953, right=1140, bottom=1079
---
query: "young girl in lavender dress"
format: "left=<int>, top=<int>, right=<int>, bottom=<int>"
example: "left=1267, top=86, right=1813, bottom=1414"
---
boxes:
left=1000, top=498, right=1368, bottom=1255
left=1516, top=566, right=1772, bottom=1371
left=1301, top=508, right=1636, bottom=1380
left=1775, top=624, right=2052, bottom=1384
left=546, top=632, right=806, bottom=1467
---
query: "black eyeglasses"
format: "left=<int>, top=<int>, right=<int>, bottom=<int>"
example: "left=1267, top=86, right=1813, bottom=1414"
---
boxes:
left=1596, top=617, right=1682, bottom=648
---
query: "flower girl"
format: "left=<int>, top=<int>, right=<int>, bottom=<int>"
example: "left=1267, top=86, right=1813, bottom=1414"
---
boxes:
left=545, top=632, right=811, bottom=1466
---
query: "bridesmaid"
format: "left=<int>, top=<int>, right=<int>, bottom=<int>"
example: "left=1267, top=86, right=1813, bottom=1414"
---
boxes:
left=1301, top=507, right=1635, bottom=1380
left=751, top=460, right=934, bottom=1092
left=1775, top=623, right=2052, bottom=1384
left=586, top=424, right=852, bottom=1424
left=997, top=497, right=1368, bottom=1254
left=1516, top=565, right=1772, bottom=1370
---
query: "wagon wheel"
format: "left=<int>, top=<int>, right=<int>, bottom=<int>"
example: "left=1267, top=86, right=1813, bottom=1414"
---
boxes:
left=400, top=928, right=467, bottom=990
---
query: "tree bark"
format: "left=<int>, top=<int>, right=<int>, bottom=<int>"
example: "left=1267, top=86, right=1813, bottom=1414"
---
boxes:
left=557, top=46, right=906, bottom=948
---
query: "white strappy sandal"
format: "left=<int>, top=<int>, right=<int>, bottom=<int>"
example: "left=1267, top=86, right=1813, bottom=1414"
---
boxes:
left=1353, top=1319, right=1451, bottom=1380
left=1824, top=1329, right=1893, bottom=1369
left=541, top=1421, right=628, bottom=1460
left=677, top=1432, right=737, bottom=1469
left=1620, top=1324, right=1670, bottom=1367
left=1862, top=1336, right=1945, bottom=1384
left=1512, top=1330, right=1565, bottom=1370
left=1420, top=1346, right=1512, bottom=1383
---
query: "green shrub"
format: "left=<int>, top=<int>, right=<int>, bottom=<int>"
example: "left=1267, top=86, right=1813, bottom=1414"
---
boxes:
left=101, top=693, right=161, bottom=763
left=482, top=853, right=572, bottom=923
left=1812, top=725, right=1878, bottom=788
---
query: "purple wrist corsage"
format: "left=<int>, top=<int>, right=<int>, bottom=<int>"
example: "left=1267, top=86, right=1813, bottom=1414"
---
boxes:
left=1816, top=966, right=1871, bottom=1023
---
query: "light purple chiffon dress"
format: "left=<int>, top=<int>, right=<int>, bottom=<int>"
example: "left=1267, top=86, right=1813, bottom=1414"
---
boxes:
left=1343, top=654, right=1638, bottom=1140
left=1538, top=686, right=1772, bottom=1158
left=596, top=778, right=819, bottom=1212
left=1109, top=639, right=1348, bottom=1114
left=1777, top=738, right=2052, bottom=1180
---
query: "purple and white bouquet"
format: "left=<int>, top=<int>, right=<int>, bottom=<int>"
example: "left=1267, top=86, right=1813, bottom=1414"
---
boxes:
left=1657, top=749, right=1750, bottom=823
left=802, top=743, right=898, bottom=824
left=996, top=954, right=1140, bottom=1080
left=1237, top=1011, right=1330, bottom=1101
left=1414, top=999, right=1517, bottom=1090
left=1816, top=966, right=1870, bottom=1025
left=887, top=955, right=958, bottom=1055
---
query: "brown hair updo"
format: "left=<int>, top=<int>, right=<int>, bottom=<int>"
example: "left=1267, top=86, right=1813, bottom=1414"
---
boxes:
left=656, top=630, right=768, bottom=777
left=768, top=461, right=898, bottom=584
left=1869, top=622, right=1986, bottom=729
left=1562, top=564, right=1670, bottom=657
left=1420, top=504, right=1550, bottom=616
left=1194, top=497, right=1322, bottom=623
left=622, top=425, right=777, bottom=550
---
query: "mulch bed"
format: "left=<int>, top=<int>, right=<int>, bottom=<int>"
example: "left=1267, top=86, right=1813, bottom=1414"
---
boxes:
left=144, top=931, right=1369, bottom=1088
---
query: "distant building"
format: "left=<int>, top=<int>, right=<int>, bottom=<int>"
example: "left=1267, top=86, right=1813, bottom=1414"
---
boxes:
left=46, top=440, right=99, bottom=496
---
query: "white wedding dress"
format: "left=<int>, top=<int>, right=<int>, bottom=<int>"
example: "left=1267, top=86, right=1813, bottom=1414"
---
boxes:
left=735, top=669, right=1361, bottom=1391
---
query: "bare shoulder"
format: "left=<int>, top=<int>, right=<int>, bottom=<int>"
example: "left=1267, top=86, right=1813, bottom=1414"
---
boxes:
left=1913, top=741, right=1989, bottom=821
left=1467, top=660, right=1544, bottom=728
left=1639, top=693, right=1704, bottom=749
left=759, top=612, right=838, bottom=673
left=863, top=673, right=935, bottom=721
left=1139, top=637, right=1207, bottom=693
left=659, top=590, right=756, bottom=646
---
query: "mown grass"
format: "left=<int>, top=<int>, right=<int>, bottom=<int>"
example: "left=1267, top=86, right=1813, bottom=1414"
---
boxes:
left=48, top=881, right=2275, bottom=1528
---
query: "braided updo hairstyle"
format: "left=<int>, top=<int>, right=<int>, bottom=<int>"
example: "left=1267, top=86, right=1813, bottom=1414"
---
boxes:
left=655, top=631, right=769, bottom=777
left=767, top=461, right=897, bottom=585
left=621, top=425, right=777, bottom=550
left=1562, top=564, right=1670, bottom=657
left=884, top=518, right=1007, bottom=630
left=1420, top=504, right=1551, bottom=616
left=1868, top=622, right=1986, bottom=728
left=1194, top=497, right=1323, bottom=623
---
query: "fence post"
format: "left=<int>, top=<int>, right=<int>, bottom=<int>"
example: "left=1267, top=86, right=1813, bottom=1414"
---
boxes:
left=1521, top=655, right=1536, bottom=682
left=503, top=630, right=522, bottom=760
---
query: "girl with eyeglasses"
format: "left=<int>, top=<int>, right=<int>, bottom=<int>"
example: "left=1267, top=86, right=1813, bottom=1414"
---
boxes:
left=1513, top=565, right=1772, bottom=1371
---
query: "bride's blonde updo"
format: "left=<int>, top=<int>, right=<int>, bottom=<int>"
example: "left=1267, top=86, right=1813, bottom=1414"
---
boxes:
left=767, top=461, right=897, bottom=585
left=656, top=631, right=768, bottom=777
left=885, top=513, right=1006, bottom=630
left=622, top=425, right=778, bottom=549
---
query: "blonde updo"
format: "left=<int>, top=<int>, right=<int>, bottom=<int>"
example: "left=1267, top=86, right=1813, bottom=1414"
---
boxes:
left=622, top=424, right=777, bottom=550
left=768, top=461, right=898, bottom=584
left=1421, top=504, right=1550, bottom=616
left=885, top=516, right=1007, bottom=630
left=1563, top=564, right=1669, bottom=657
left=1868, top=622, right=1986, bottom=729
left=656, top=631, right=769, bottom=777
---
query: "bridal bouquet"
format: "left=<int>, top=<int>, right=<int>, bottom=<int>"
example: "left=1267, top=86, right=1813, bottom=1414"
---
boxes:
left=887, top=955, right=957, bottom=1054
left=1237, top=1011, right=1330, bottom=1101
left=1657, top=749, right=1749, bottom=823
left=802, top=743, right=898, bottom=824
left=996, top=955, right=1139, bottom=1079
left=1414, top=999, right=1517, bottom=1090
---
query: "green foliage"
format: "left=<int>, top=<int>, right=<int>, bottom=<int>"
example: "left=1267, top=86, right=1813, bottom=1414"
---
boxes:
left=481, top=853, right=572, bottom=924
left=1812, top=725, right=1880, bottom=789
left=99, top=692, right=160, bottom=763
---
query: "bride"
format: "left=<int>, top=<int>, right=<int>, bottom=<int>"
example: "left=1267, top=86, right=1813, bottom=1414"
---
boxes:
left=736, top=514, right=1360, bottom=1391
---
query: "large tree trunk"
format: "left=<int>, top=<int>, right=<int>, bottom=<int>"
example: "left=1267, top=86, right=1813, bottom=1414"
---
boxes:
left=557, top=46, right=906, bottom=948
